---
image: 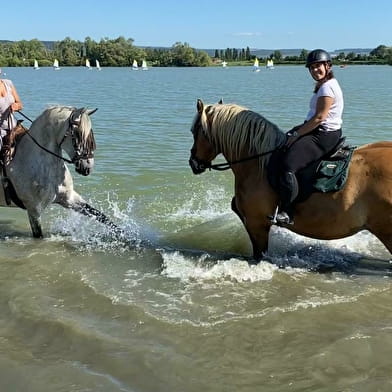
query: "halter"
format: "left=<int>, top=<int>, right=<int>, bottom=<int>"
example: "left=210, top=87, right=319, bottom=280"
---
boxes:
left=18, top=109, right=95, bottom=164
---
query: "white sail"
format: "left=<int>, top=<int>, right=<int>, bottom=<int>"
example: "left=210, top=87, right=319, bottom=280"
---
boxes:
left=34, top=59, right=39, bottom=70
left=253, top=58, right=260, bottom=72
left=96, top=59, right=101, bottom=70
left=222, top=61, right=227, bottom=67
left=266, top=59, right=274, bottom=69
left=86, top=59, right=91, bottom=69
left=132, top=60, right=138, bottom=70
left=141, top=60, right=148, bottom=70
left=53, top=59, right=60, bottom=70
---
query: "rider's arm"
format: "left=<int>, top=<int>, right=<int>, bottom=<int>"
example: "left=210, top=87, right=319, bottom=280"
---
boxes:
left=10, top=84, right=23, bottom=111
left=297, top=95, right=333, bottom=136
left=286, top=95, right=333, bottom=147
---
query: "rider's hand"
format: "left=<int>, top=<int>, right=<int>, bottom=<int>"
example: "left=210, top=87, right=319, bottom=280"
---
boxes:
left=285, top=126, right=301, bottom=147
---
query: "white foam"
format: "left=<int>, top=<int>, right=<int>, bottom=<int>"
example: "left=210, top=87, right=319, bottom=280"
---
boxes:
left=160, top=250, right=296, bottom=282
left=167, top=185, right=230, bottom=224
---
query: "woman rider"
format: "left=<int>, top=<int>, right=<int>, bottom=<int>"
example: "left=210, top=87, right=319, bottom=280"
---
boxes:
left=0, top=69, right=23, bottom=162
left=274, top=49, right=344, bottom=225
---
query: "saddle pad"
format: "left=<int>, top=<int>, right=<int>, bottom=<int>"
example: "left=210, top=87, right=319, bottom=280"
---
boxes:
left=313, top=146, right=356, bottom=193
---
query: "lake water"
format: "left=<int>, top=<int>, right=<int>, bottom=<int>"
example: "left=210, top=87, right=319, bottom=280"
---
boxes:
left=1, top=65, right=392, bottom=391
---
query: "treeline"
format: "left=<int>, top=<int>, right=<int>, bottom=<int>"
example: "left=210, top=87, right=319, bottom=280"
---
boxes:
left=1, top=37, right=391, bottom=67
left=0, top=37, right=212, bottom=67
left=214, top=46, right=392, bottom=65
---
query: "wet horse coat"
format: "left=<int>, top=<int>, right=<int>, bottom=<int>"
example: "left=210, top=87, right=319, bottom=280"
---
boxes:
left=189, top=100, right=392, bottom=261
left=1, top=106, right=118, bottom=237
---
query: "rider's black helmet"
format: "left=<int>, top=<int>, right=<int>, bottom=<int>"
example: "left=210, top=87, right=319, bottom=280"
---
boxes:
left=306, top=49, right=331, bottom=67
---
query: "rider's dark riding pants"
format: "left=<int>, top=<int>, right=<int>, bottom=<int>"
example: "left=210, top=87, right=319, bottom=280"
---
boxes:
left=279, top=128, right=342, bottom=213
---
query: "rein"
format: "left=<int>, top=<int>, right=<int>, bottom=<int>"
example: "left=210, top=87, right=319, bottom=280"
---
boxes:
left=207, top=145, right=284, bottom=171
left=17, top=110, right=82, bottom=164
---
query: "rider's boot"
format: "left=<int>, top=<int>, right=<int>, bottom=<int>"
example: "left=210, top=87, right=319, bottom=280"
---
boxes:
left=274, top=171, right=298, bottom=225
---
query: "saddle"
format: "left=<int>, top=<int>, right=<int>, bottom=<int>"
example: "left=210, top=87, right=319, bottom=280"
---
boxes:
left=1, top=120, right=28, bottom=166
left=0, top=121, right=28, bottom=208
left=267, top=137, right=356, bottom=204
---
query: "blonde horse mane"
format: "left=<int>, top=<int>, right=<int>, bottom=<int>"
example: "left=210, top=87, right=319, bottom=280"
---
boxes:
left=201, top=103, right=286, bottom=171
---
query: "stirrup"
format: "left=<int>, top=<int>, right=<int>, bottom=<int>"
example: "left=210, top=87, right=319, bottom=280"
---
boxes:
left=275, top=211, right=294, bottom=225
left=268, top=207, right=294, bottom=225
left=268, top=206, right=279, bottom=224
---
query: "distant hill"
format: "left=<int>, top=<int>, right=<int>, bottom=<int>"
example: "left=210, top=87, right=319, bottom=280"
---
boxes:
left=331, top=48, right=373, bottom=55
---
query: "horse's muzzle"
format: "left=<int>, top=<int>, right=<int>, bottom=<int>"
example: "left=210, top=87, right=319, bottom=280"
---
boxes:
left=189, top=157, right=208, bottom=175
left=75, top=158, right=94, bottom=176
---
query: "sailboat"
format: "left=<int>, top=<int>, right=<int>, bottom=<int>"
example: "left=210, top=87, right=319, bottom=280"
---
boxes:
left=253, top=58, right=260, bottom=72
left=222, top=61, right=227, bottom=68
left=53, top=59, right=60, bottom=70
left=141, top=60, right=148, bottom=70
left=95, top=59, right=101, bottom=71
left=266, top=59, right=275, bottom=69
left=85, top=59, right=92, bottom=69
left=33, top=59, right=40, bottom=70
left=132, top=60, right=138, bottom=70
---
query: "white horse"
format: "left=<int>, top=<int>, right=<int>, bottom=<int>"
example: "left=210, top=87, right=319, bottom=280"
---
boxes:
left=0, top=106, right=119, bottom=238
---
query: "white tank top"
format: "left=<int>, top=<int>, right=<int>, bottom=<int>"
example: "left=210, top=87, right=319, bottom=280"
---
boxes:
left=305, top=78, right=344, bottom=132
left=0, top=79, right=17, bottom=134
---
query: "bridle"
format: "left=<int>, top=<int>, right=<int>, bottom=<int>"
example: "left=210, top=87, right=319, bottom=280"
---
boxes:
left=190, top=102, right=286, bottom=173
left=204, top=146, right=284, bottom=171
left=17, top=109, right=95, bottom=164
left=190, top=127, right=285, bottom=172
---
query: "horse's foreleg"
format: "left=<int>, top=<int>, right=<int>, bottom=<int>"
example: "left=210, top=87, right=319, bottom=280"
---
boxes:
left=72, top=202, right=125, bottom=237
left=56, top=180, right=124, bottom=237
left=231, top=196, right=244, bottom=223
left=28, top=213, right=43, bottom=238
left=246, top=224, right=270, bottom=263
left=231, top=196, right=270, bottom=263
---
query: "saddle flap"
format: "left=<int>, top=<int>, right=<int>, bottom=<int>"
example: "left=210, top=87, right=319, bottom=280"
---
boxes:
left=1, top=122, right=28, bottom=166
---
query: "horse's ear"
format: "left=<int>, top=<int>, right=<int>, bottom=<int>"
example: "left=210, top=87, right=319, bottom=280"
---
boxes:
left=197, top=99, right=204, bottom=114
left=87, top=108, right=98, bottom=116
left=218, top=98, right=223, bottom=104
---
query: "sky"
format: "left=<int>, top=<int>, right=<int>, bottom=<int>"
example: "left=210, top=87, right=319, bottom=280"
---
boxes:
left=3, top=0, right=391, bottom=51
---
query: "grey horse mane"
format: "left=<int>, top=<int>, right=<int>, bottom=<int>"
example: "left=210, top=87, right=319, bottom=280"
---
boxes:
left=200, top=103, right=286, bottom=171
left=33, top=106, right=95, bottom=151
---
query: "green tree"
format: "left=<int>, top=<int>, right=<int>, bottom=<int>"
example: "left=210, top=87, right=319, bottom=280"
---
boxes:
left=370, top=45, right=389, bottom=58
left=386, top=47, right=392, bottom=65
left=299, top=49, right=308, bottom=61
left=273, top=50, right=282, bottom=62
left=172, top=42, right=195, bottom=66
left=245, top=46, right=251, bottom=61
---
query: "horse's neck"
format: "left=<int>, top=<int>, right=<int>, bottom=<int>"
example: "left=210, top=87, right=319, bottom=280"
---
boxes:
left=28, top=117, right=64, bottom=150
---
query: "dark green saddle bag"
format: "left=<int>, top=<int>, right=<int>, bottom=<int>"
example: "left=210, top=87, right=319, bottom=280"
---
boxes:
left=313, top=146, right=356, bottom=193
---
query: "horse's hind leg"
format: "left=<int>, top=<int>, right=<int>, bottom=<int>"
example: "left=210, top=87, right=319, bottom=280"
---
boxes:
left=28, top=213, right=43, bottom=238
left=369, top=229, right=392, bottom=257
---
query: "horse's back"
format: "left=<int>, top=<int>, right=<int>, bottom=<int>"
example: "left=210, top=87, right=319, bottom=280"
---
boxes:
left=356, top=141, right=392, bottom=151
left=349, top=141, right=392, bottom=194
left=354, top=141, right=392, bottom=165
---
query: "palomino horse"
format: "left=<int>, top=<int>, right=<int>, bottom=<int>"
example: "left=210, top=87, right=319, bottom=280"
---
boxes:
left=189, top=99, right=392, bottom=262
left=1, top=106, right=119, bottom=238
